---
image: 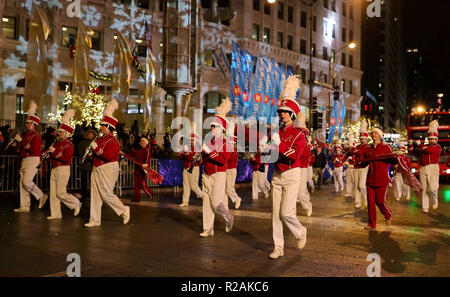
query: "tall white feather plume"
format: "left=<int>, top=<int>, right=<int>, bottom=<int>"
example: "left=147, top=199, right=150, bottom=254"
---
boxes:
left=281, top=75, right=301, bottom=100
left=298, top=111, right=306, bottom=128
left=360, top=119, right=368, bottom=133
left=104, top=99, right=119, bottom=117
left=61, top=109, right=75, bottom=125
left=27, top=100, right=37, bottom=115
left=428, top=120, right=439, bottom=133
left=215, top=97, right=232, bottom=118
left=226, top=118, right=236, bottom=137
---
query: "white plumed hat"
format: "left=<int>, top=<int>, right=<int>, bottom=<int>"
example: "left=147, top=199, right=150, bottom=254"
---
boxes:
left=101, top=99, right=119, bottom=128
left=428, top=120, right=439, bottom=139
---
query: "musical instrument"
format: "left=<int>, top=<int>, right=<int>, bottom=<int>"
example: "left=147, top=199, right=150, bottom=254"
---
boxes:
left=37, top=138, right=59, bottom=169
left=81, top=136, right=98, bottom=164
left=3, top=138, right=17, bottom=152
left=187, top=139, right=227, bottom=174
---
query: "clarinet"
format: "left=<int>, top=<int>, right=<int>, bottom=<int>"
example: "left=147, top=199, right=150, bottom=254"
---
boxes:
left=3, top=138, right=17, bottom=152
left=37, top=138, right=59, bottom=169
left=187, top=152, right=202, bottom=174
left=81, top=136, right=98, bottom=164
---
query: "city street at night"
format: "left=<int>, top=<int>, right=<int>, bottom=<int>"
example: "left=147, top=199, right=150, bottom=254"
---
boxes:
left=0, top=182, right=448, bottom=277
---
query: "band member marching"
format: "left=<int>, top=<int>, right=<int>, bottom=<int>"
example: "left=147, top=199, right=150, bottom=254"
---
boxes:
left=344, top=134, right=356, bottom=199
left=178, top=133, right=204, bottom=207
left=250, top=147, right=270, bottom=200
left=199, top=98, right=234, bottom=237
left=14, top=101, right=48, bottom=212
left=297, top=112, right=313, bottom=217
left=393, top=146, right=411, bottom=202
left=331, top=140, right=346, bottom=193
left=84, top=99, right=130, bottom=227
left=224, top=123, right=242, bottom=210
left=353, top=120, right=370, bottom=209
left=411, top=120, right=442, bottom=213
left=269, top=76, right=307, bottom=259
left=45, top=109, right=82, bottom=219
left=131, top=137, right=152, bottom=202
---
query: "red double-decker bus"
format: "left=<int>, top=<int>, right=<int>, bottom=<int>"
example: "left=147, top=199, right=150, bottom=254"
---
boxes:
left=407, top=111, right=450, bottom=180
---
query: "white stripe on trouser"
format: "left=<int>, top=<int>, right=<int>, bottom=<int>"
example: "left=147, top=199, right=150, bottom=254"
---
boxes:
left=202, top=172, right=233, bottom=232
left=272, top=168, right=303, bottom=250
left=182, top=167, right=203, bottom=203
left=307, top=166, right=314, bottom=190
left=19, top=156, right=44, bottom=208
left=345, top=167, right=354, bottom=197
left=419, top=164, right=439, bottom=210
left=334, top=167, right=344, bottom=191
left=224, top=168, right=241, bottom=209
left=89, top=162, right=126, bottom=224
left=50, top=166, right=81, bottom=217
left=297, top=167, right=311, bottom=210
left=252, top=167, right=269, bottom=200
left=353, top=166, right=369, bottom=207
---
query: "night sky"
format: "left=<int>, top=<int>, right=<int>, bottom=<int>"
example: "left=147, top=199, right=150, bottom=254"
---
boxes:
left=404, top=0, right=450, bottom=109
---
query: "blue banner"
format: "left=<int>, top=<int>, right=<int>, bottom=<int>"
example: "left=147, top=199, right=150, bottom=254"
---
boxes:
left=270, top=58, right=280, bottom=119
left=246, top=55, right=265, bottom=119
left=230, top=43, right=245, bottom=116
left=242, top=48, right=255, bottom=118
left=327, top=97, right=340, bottom=143
left=256, top=56, right=274, bottom=121
left=338, top=94, right=346, bottom=138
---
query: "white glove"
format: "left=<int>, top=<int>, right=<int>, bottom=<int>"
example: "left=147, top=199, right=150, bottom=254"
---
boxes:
left=14, top=134, right=22, bottom=142
left=271, top=133, right=281, bottom=146
left=183, top=145, right=190, bottom=152
left=142, top=164, right=149, bottom=168
left=202, top=144, right=211, bottom=154
left=90, top=141, right=98, bottom=150
left=415, top=140, right=421, bottom=145
left=259, top=143, right=271, bottom=153
left=260, top=136, right=268, bottom=145
left=47, top=146, right=56, bottom=153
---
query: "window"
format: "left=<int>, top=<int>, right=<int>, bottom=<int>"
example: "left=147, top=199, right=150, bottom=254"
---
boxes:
left=277, top=32, right=284, bottom=48
left=2, top=17, right=16, bottom=39
left=312, top=71, right=316, bottom=81
left=91, top=31, right=102, bottom=51
left=342, top=2, right=347, bottom=17
left=331, top=49, right=336, bottom=63
left=312, top=43, right=316, bottom=57
left=313, top=16, right=317, bottom=32
left=301, top=68, right=306, bottom=83
left=263, top=27, right=270, bottom=44
left=341, top=53, right=346, bottom=66
left=331, top=0, right=336, bottom=11
left=301, top=11, right=307, bottom=28
left=159, top=0, right=163, bottom=11
left=349, top=55, right=353, bottom=68
left=342, top=27, right=346, bottom=42
left=204, top=50, right=214, bottom=66
left=349, top=80, right=353, bottom=94
left=137, top=43, right=147, bottom=57
left=323, top=0, right=328, bottom=9
left=349, top=30, right=353, bottom=42
left=322, top=47, right=328, bottom=60
left=127, top=103, right=144, bottom=114
left=287, top=35, right=293, bottom=50
left=300, top=39, right=306, bottom=54
left=16, top=95, right=24, bottom=114
left=264, top=2, right=271, bottom=15
left=350, top=5, right=354, bottom=19
left=341, top=79, right=346, bottom=92
left=253, top=0, right=260, bottom=11
left=252, top=24, right=260, bottom=41
left=288, top=6, right=293, bottom=23
left=137, top=0, right=149, bottom=9
left=332, top=23, right=336, bottom=38
left=278, top=2, right=284, bottom=20
left=61, top=26, right=77, bottom=47
left=323, top=19, right=328, bottom=36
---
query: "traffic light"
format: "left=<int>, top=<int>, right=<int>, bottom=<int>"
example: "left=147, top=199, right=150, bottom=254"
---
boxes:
left=333, top=91, right=339, bottom=101
left=312, top=112, right=323, bottom=130
left=312, top=97, right=318, bottom=110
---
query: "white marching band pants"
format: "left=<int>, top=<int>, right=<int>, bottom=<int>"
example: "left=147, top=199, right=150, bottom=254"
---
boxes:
left=307, top=166, right=314, bottom=191
left=252, top=165, right=270, bottom=200
left=297, top=167, right=312, bottom=210
left=50, top=166, right=81, bottom=217
left=345, top=167, right=355, bottom=197
left=182, top=167, right=203, bottom=204
left=353, top=166, right=369, bottom=208
left=19, top=156, right=44, bottom=209
left=224, top=168, right=241, bottom=209
left=393, top=172, right=410, bottom=201
left=419, top=164, right=439, bottom=210
left=202, top=172, right=233, bottom=232
left=334, top=166, right=344, bottom=192
left=272, top=168, right=304, bottom=250
left=89, top=162, right=127, bottom=224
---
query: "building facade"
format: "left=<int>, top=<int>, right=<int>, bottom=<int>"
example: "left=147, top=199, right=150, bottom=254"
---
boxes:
left=0, top=0, right=362, bottom=144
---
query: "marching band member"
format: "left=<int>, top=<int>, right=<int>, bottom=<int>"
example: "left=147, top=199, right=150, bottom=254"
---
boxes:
left=45, top=109, right=82, bottom=219
left=363, top=127, right=393, bottom=230
left=353, top=120, right=370, bottom=209
left=250, top=148, right=270, bottom=200
left=269, top=76, right=307, bottom=259
left=224, top=126, right=242, bottom=210
left=307, top=136, right=315, bottom=194
left=297, top=113, right=312, bottom=217
left=14, top=101, right=48, bottom=212
left=200, top=99, right=234, bottom=237
left=412, top=120, right=442, bottom=213
left=131, top=137, right=152, bottom=202
left=178, top=133, right=203, bottom=207
left=344, top=134, right=356, bottom=198
left=331, top=140, right=346, bottom=193
left=84, top=100, right=130, bottom=227
left=393, top=146, right=411, bottom=202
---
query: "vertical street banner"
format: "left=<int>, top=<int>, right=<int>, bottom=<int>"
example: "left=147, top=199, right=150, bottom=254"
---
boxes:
left=246, top=55, right=264, bottom=119
left=338, top=93, right=346, bottom=138
left=242, top=48, right=255, bottom=118
left=256, top=56, right=274, bottom=121
left=327, top=96, right=340, bottom=143
left=213, top=46, right=231, bottom=79
left=270, top=58, right=280, bottom=119
left=272, top=62, right=288, bottom=118
left=230, top=43, right=245, bottom=116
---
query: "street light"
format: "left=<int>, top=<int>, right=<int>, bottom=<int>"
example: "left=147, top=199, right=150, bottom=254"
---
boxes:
left=267, top=0, right=276, bottom=3
left=328, top=41, right=357, bottom=85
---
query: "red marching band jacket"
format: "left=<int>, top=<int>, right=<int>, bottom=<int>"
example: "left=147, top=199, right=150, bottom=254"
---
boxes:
left=92, top=133, right=120, bottom=168
left=413, top=143, right=442, bottom=166
left=250, top=152, right=264, bottom=172
left=50, top=138, right=74, bottom=168
left=300, top=143, right=312, bottom=168
left=353, top=143, right=370, bottom=169
left=227, top=150, right=238, bottom=170
left=275, top=123, right=306, bottom=173
left=309, top=152, right=315, bottom=167
left=365, top=142, right=393, bottom=187
left=178, top=146, right=199, bottom=169
left=331, top=153, right=347, bottom=168
left=202, top=137, right=231, bottom=175
left=133, top=146, right=151, bottom=174
left=19, top=130, right=41, bottom=158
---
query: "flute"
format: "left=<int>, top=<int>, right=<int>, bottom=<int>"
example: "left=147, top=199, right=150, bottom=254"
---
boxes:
left=81, top=136, right=98, bottom=164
